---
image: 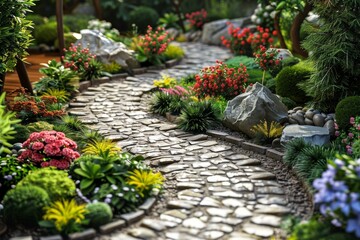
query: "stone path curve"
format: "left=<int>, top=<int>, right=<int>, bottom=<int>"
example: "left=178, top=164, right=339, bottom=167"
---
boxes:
left=68, top=43, right=300, bottom=240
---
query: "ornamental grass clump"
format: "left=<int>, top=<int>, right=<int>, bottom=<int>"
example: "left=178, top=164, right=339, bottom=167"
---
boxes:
left=193, top=61, right=249, bottom=100
left=313, top=155, right=360, bottom=238
left=250, top=120, right=284, bottom=144
left=127, top=169, right=164, bottom=197
left=18, top=131, right=80, bottom=169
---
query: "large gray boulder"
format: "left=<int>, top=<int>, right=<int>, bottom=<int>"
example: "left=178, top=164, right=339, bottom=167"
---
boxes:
left=77, top=30, right=139, bottom=69
left=281, top=125, right=330, bottom=146
left=201, top=17, right=253, bottom=45
left=223, top=83, right=288, bottom=137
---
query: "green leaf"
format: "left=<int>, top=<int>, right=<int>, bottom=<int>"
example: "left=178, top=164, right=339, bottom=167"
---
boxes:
left=74, top=168, right=91, bottom=179
left=80, top=179, right=94, bottom=189
left=106, top=176, right=116, bottom=184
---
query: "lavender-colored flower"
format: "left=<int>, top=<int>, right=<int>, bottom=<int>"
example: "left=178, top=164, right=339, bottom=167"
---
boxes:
left=111, top=185, right=118, bottom=190
left=104, top=198, right=111, bottom=204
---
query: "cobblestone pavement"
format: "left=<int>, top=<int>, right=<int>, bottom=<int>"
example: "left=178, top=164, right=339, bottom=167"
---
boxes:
left=68, top=43, right=303, bottom=240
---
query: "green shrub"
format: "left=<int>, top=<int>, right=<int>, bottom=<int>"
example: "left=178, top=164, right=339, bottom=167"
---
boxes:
left=27, top=121, right=54, bottom=133
left=265, top=78, right=276, bottom=93
left=352, top=140, right=360, bottom=158
left=177, top=101, right=221, bottom=133
left=281, top=97, right=297, bottom=110
left=59, top=115, right=87, bottom=132
left=128, top=7, right=159, bottom=33
left=247, top=69, right=272, bottom=85
left=34, top=21, right=70, bottom=46
left=276, top=62, right=313, bottom=104
left=150, top=91, right=173, bottom=115
left=18, top=168, right=75, bottom=201
left=225, top=56, right=258, bottom=70
left=164, top=45, right=185, bottom=60
left=281, top=56, right=301, bottom=68
left=85, top=202, right=113, bottom=228
left=3, top=185, right=50, bottom=226
left=26, top=14, right=47, bottom=27
left=0, top=92, right=21, bottom=155
left=335, top=96, right=360, bottom=130
left=49, top=14, right=94, bottom=32
left=54, top=33, right=78, bottom=49
left=102, top=62, right=122, bottom=74
left=9, top=124, right=30, bottom=144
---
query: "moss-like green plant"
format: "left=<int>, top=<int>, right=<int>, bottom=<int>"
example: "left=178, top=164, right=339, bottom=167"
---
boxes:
left=0, top=92, right=21, bottom=154
left=164, top=45, right=185, bottom=60
left=276, top=61, right=313, bottom=104
left=335, top=96, right=360, bottom=130
left=27, top=121, right=54, bottom=133
left=352, top=140, right=360, bottom=158
left=250, top=120, right=284, bottom=144
left=177, top=101, right=221, bottom=133
left=3, top=185, right=50, bottom=226
left=85, top=202, right=113, bottom=228
left=128, top=6, right=159, bottom=33
left=18, top=168, right=75, bottom=201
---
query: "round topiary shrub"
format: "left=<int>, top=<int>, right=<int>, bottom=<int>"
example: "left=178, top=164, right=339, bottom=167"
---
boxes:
left=3, top=185, right=50, bottom=226
left=18, top=168, right=75, bottom=200
left=85, top=202, right=113, bottom=228
left=128, top=7, right=159, bottom=33
left=276, top=62, right=313, bottom=104
left=34, top=21, right=70, bottom=46
left=54, top=33, right=78, bottom=49
left=335, top=96, right=360, bottom=130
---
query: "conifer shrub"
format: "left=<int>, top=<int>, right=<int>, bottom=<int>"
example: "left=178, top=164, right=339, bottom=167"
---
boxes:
left=128, top=7, right=159, bottom=33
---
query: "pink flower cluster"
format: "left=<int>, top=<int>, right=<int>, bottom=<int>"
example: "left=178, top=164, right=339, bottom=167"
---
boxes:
left=18, top=131, right=80, bottom=170
left=186, top=9, right=207, bottom=30
left=335, top=116, right=360, bottom=155
left=161, top=86, right=189, bottom=96
left=63, top=43, right=96, bottom=71
left=140, top=26, right=172, bottom=57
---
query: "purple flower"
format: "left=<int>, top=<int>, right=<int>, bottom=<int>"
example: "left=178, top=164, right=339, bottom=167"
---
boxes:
left=346, top=217, right=360, bottom=237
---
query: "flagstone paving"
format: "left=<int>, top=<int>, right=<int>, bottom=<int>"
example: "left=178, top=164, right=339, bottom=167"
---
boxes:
left=68, top=43, right=311, bottom=240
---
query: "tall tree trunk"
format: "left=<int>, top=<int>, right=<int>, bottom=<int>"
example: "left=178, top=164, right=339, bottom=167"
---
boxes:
left=0, top=73, right=5, bottom=93
left=93, top=0, right=102, bottom=19
left=171, top=0, right=186, bottom=33
left=274, top=11, right=287, bottom=49
left=290, top=2, right=313, bottom=57
left=16, top=57, right=33, bottom=94
left=56, top=0, right=65, bottom=61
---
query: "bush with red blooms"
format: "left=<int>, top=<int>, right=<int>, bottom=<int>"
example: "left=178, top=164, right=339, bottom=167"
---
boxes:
left=185, top=9, right=207, bottom=30
left=18, top=131, right=80, bottom=170
left=221, top=24, right=277, bottom=56
left=254, top=45, right=282, bottom=71
left=193, top=61, right=249, bottom=100
left=9, top=88, right=65, bottom=122
left=221, top=23, right=253, bottom=56
left=251, top=26, right=277, bottom=51
left=137, top=26, right=172, bottom=65
left=63, top=43, right=96, bottom=72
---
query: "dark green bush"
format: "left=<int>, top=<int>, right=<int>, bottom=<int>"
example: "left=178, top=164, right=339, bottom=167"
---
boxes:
left=85, top=202, right=113, bottom=228
left=18, top=168, right=75, bottom=201
left=34, top=21, right=70, bottom=46
left=281, top=56, right=301, bottom=68
left=9, top=124, right=30, bottom=144
left=335, top=96, right=360, bottom=130
left=177, top=101, right=221, bottom=133
left=3, top=186, right=50, bottom=226
left=352, top=140, right=360, bottom=158
left=283, top=138, right=310, bottom=167
left=49, top=14, right=94, bottom=32
left=276, top=62, right=313, bottom=104
left=26, top=14, right=47, bottom=27
left=128, top=7, right=159, bottom=33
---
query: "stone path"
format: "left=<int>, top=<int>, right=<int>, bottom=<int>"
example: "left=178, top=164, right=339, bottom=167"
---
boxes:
left=68, top=43, right=300, bottom=240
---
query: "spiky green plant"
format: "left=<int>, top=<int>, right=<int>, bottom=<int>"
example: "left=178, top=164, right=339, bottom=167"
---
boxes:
left=169, top=97, right=186, bottom=115
left=150, top=91, right=172, bottom=115
left=41, top=89, right=70, bottom=103
left=250, top=120, right=284, bottom=144
left=83, top=139, right=121, bottom=158
left=177, top=101, right=221, bottom=133
left=60, top=115, right=86, bottom=132
left=283, top=138, right=310, bottom=167
left=0, top=93, right=21, bottom=154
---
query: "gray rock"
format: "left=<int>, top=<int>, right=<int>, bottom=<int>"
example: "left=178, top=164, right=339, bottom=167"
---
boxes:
left=281, top=125, right=330, bottom=146
left=313, top=113, right=325, bottom=127
left=324, top=120, right=335, bottom=136
left=304, top=110, right=315, bottom=119
left=77, top=30, right=139, bottom=69
left=223, top=83, right=288, bottom=137
left=304, top=118, right=314, bottom=125
left=242, top=223, right=274, bottom=237
left=291, top=113, right=305, bottom=125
